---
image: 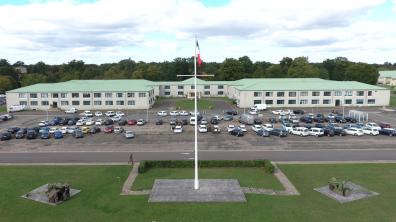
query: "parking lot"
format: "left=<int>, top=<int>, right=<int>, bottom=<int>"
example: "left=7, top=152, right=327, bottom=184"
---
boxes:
left=1, top=102, right=396, bottom=153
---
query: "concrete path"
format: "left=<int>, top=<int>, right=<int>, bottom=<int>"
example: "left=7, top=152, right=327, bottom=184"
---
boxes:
left=120, top=162, right=150, bottom=195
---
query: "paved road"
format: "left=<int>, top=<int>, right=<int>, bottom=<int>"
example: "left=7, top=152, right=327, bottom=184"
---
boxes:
left=1, top=149, right=396, bottom=163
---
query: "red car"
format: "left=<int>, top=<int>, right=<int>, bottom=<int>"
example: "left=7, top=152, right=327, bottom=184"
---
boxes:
left=104, top=126, right=114, bottom=133
left=127, top=119, right=137, bottom=125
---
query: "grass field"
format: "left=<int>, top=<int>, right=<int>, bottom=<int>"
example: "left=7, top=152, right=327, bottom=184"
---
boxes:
left=1, top=164, right=396, bottom=222
left=390, top=95, right=396, bottom=107
left=175, top=99, right=215, bottom=110
left=0, top=106, right=6, bottom=113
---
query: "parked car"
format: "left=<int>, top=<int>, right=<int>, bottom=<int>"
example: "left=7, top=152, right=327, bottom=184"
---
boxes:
left=251, top=125, right=263, bottom=132
left=104, top=126, right=114, bottom=133
left=173, top=125, right=183, bottom=133
left=81, top=126, right=91, bottom=134
left=127, top=119, right=137, bottom=125
left=115, top=111, right=125, bottom=117
left=90, top=126, right=101, bottom=134
left=114, top=127, right=124, bottom=134
left=282, top=123, right=293, bottom=133
left=1, top=132, right=12, bottom=141
left=105, top=111, right=116, bottom=117
left=345, top=116, right=357, bottom=123
left=200, top=119, right=208, bottom=125
left=104, top=119, right=114, bottom=125
left=85, top=119, right=94, bottom=126
left=227, top=125, right=235, bottom=132
left=137, top=119, right=146, bottom=126
left=262, top=124, right=274, bottom=131
left=229, top=128, right=244, bottom=137
left=54, top=131, right=64, bottom=139
left=76, top=119, right=85, bottom=126
left=239, top=114, right=254, bottom=125
left=362, top=127, right=379, bottom=136
left=291, top=127, right=309, bottom=136
left=366, top=122, right=381, bottom=130
left=65, top=108, right=78, bottom=113
left=15, top=130, right=26, bottom=139
left=179, top=110, right=188, bottom=116
left=157, top=111, right=168, bottom=116
left=379, top=128, right=396, bottom=136
left=40, top=131, right=50, bottom=139
left=67, top=119, right=76, bottom=126
left=26, top=130, right=38, bottom=139
left=225, top=110, right=238, bottom=115
left=180, top=119, right=188, bottom=125
left=300, top=116, right=313, bottom=123
left=256, top=129, right=270, bottom=137
left=60, top=127, right=68, bottom=134
left=111, top=115, right=122, bottom=122
left=73, top=129, right=84, bottom=138
left=270, top=128, right=288, bottom=137
left=38, top=121, right=49, bottom=127
left=81, top=110, right=93, bottom=117
left=95, top=111, right=103, bottom=117
left=155, top=119, right=163, bottom=125
left=210, top=117, right=219, bottom=125
left=345, top=127, right=364, bottom=136
left=223, top=115, right=233, bottom=121
left=268, top=117, right=277, bottom=124
left=335, top=115, right=346, bottom=123
left=95, top=119, right=104, bottom=126
left=212, top=125, right=221, bottom=133
left=309, top=127, right=324, bottom=137
left=379, top=122, right=391, bottom=129
left=118, top=119, right=127, bottom=126
left=293, top=109, right=305, bottom=115
left=249, top=109, right=259, bottom=115
left=198, top=125, right=208, bottom=133
left=254, top=118, right=263, bottom=124
left=239, top=125, right=247, bottom=132
left=170, top=111, right=179, bottom=116
left=124, top=131, right=135, bottom=139
left=7, top=127, right=20, bottom=134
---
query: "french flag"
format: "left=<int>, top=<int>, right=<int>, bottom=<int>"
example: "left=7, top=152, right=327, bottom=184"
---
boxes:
left=196, top=40, right=202, bottom=66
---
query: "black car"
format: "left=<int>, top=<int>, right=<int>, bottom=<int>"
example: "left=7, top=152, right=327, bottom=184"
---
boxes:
left=104, top=119, right=114, bottom=125
left=59, top=118, right=69, bottom=126
left=333, top=128, right=347, bottom=136
left=323, top=127, right=335, bottom=137
left=314, top=123, right=325, bottom=128
left=254, top=118, right=263, bottom=124
left=40, top=131, right=50, bottom=139
left=73, top=130, right=84, bottom=138
left=379, top=128, right=396, bottom=136
left=90, top=126, right=101, bottom=134
left=15, top=130, right=26, bottom=139
left=1, top=132, right=12, bottom=141
left=225, top=110, right=238, bottom=115
left=300, top=116, right=313, bottom=123
left=293, top=109, right=305, bottom=115
left=7, top=127, right=20, bottom=134
left=270, top=128, right=288, bottom=137
left=335, top=116, right=346, bottom=123
left=67, top=119, right=76, bottom=126
left=256, top=129, right=270, bottom=137
left=180, top=119, right=188, bottom=125
left=345, top=117, right=357, bottom=123
left=156, top=119, right=163, bottom=125
left=303, top=124, right=313, bottom=129
left=118, top=119, right=127, bottom=126
left=210, top=117, right=219, bottom=125
left=229, top=128, right=244, bottom=137
left=314, top=117, right=325, bottom=123
left=26, top=130, right=38, bottom=139
left=169, top=119, right=177, bottom=126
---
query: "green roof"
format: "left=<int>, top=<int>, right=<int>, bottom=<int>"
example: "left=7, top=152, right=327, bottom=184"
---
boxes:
left=379, top=71, right=396, bottom=78
left=232, top=78, right=386, bottom=91
left=152, top=77, right=233, bottom=86
left=8, top=79, right=154, bottom=93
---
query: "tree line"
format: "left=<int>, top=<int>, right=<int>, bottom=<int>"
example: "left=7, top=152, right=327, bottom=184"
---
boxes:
left=1, top=56, right=395, bottom=92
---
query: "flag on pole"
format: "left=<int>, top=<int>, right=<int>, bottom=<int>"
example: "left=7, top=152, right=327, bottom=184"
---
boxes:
left=196, top=40, right=202, bottom=66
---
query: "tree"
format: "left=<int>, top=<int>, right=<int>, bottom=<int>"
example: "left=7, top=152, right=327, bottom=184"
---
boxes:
left=0, top=76, right=14, bottom=92
left=265, top=65, right=285, bottom=78
left=287, top=57, right=320, bottom=78
left=345, top=63, right=379, bottom=85
left=20, top=73, right=48, bottom=86
left=238, top=56, right=254, bottom=77
left=219, top=58, right=244, bottom=80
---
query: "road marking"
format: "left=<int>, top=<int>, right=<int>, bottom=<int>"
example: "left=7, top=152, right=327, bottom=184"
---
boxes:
left=181, top=152, right=190, bottom=155
left=187, top=157, right=194, bottom=160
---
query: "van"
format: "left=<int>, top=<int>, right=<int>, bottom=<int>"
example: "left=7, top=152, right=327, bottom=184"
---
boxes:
left=8, top=105, right=26, bottom=112
left=309, top=127, right=324, bottom=137
left=291, top=127, right=309, bottom=136
left=250, top=104, right=267, bottom=111
left=190, top=117, right=196, bottom=125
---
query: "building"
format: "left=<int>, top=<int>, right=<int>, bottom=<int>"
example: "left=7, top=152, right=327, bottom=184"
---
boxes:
left=6, top=77, right=389, bottom=111
left=378, top=70, right=396, bottom=86
left=14, top=66, right=28, bottom=74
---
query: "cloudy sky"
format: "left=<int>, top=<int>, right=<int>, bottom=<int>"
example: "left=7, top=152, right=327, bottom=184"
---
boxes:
left=0, top=0, right=395, bottom=64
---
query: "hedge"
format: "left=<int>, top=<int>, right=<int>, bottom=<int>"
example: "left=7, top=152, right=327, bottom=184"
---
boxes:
left=138, top=160, right=274, bottom=174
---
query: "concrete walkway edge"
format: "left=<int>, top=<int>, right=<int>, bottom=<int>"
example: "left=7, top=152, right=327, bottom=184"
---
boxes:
left=120, top=162, right=151, bottom=195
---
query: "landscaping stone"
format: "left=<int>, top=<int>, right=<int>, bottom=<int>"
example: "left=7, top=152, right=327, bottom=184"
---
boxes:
left=314, top=181, right=379, bottom=203
left=21, top=184, right=80, bottom=206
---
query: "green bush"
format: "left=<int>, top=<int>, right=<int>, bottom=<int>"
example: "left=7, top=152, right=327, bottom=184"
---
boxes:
left=138, top=160, right=274, bottom=174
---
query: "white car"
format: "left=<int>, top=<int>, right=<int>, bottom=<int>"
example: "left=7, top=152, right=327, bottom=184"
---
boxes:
left=105, top=111, right=116, bottom=117
left=309, top=127, right=324, bottom=137
left=173, top=125, right=183, bottom=133
left=280, top=109, right=292, bottom=115
left=251, top=125, right=263, bottom=132
left=111, top=115, right=121, bottom=122
left=198, top=125, right=208, bottom=133
left=345, top=127, right=364, bottom=136
left=38, top=121, right=49, bottom=127
left=190, top=111, right=200, bottom=116
left=116, top=111, right=125, bottom=117
left=49, top=127, right=58, bottom=134
left=212, top=115, right=223, bottom=121
left=213, top=125, right=221, bottom=133
left=95, top=119, right=104, bottom=126
left=67, top=127, right=77, bottom=134
left=249, top=109, right=259, bottom=115
left=366, top=122, right=381, bottom=130
left=65, top=108, right=78, bottom=113
left=81, top=110, right=93, bottom=117
left=157, top=110, right=168, bottom=116
left=201, top=119, right=208, bottom=125
left=189, top=117, right=196, bottom=125
left=227, top=125, right=235, bottom=132
left=262, top=124, right=274, bottom=131
left=179, top=110, right=188, bottom=116
left=76, top=120, right=85, bottom=126
left=291, top=127, right=309, bottom=136
left=137, top=119, right=146, bottom=126
left=169, top=111, right=179, bottom=116
left=95, top=111, right=103, bottom=117
left=271, top=110, right=282, bottom=115
left=60, top=127, right=68, bottom=134
left=239, top=124, right=247, bottom=132
left=362, top=127, right=379, bottom=136
left=282, top=123, right=293, bottom=132
left=85, top=119, right=94, bottom=126
left=114, top=127, right=124, bottom=134
left=124, top=131, right=135, bottom=139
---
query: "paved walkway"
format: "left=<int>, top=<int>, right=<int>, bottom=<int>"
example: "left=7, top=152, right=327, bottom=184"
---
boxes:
left=120, top=162, right=151, bottom=195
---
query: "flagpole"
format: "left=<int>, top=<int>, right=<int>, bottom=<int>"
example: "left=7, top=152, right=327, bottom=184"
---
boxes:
left=194, top=36, right=199, bottom=190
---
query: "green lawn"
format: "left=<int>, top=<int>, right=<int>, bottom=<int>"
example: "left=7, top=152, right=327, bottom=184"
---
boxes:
left=390, top=95, right=396, bottom=107
left=132, top=167, right=283, bottom=190
left=1, top=164, right=396, bottom=222
left=175, top=99, right=215, bottom=110
left=0, top=106, right=6, bottom=113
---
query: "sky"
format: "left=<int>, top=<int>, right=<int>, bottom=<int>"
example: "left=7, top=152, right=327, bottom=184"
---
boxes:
left=0, top=0, right=395, bottom=64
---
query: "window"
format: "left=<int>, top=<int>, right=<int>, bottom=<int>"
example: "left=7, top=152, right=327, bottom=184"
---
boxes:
left=254, top=92, right=262, bottom=97
left=277, top=92, right=284, bottom=97
left=368, top=91, right=373, bottom=96
left=288, top=100, right=296, bottom=104
left=344, top=99, right=352, bottom=104
left=61, top=93, right=67, bottom=98
left=116, top=93, right=123, bottom=98
left=300, top=99, right=308, bottom=104
left=52, top=93, right=58, bottom=98
left=345, top=90, right=352, bottom=96
left=265, top=92, right=273, bottom=97
left=324, top=91, right=331, bottom=96
left=204, top=85, right=210, bottom=89
left=335, top=91, right=342, bottom=96
left=289, top=92, right=296, bottom=97
left=312, top=91, right=320, bottom=96
left=83, top=101, right=90, bottom=105
left=20, top=101, right=27, bottom=105
left=61, top=101, right=69, bottom=106
left=178, top=91, right=183, bottom=96
left=218, top=85, right=224, bottom=89
left=19, top=93, right=27, bottom=98
left=357, top=91, right=364, bottom=96
left=127, top=92, right=135, bottom=98
left=94, top=101, right=102, bottom=106
left=116, top=101, right=124, bottom=105
left=217, top=91, right=224, bottom=95
left=178, top=85, right=184, bottom=90
left=105, top=101, right=113, bottom=105
left=265, top=100, right=273, bottom=105
left=254, top=100, right=261, bottom=104
left=323, top=99, right=331, bottom=104
left=164, top=85, right=170, bottom=89
left=30, top=101, right=38, bottom=106
left=277, top=100, right=284, bottom=105
left=204, top=91, right=210, bottom=95
left=300, top=91, right=308, bottom=97
left=41, top=101, right=49, bottom=106
left=139, top=93, right=146, bottom=97
left=368, top=99, right=375, bottom=104
left=191, top=85, right=195, bottom=89
left=105, top=93, right=112, bottom=98
left=83, top=93, right=91, bottom=98
left=128, top=100, right=135, bottom=105
left=72, top=101, right=80, bottom=106
left=311, top=99, right=319, bottom=104
left=356, top=99, right=364, bottom=104
left=41, top=93, right=48, bottom=98
left=30, top=93, right=37, bottom=98
left=72, top=93, right=79, bottom=98
left=164, top=92, right=171, bottom=96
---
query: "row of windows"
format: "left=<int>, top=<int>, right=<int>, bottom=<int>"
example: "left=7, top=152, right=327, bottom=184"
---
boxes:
left=255, top=99, right=376, bottom=105
left=253, top=91, right=373, bottom=97
left=164, top=85, right=224, bottom=90
left=164, top=91, right=224, bottom=96
left=20, top=92, right=147, bottom=99
left=25, top=100, right=137, bottom=106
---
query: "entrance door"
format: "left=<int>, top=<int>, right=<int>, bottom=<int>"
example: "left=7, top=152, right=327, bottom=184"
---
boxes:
left=335, top=100, right=340, bottom=106
left=53, top=102, right=58, bottom=108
